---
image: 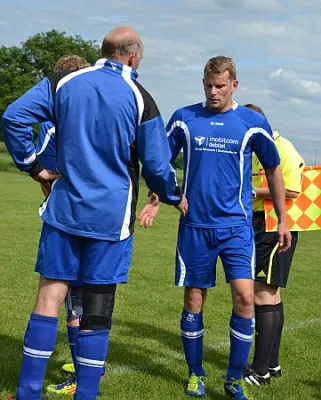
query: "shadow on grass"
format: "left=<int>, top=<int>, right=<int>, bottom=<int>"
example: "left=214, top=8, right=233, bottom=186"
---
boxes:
left=302, top=380, right=321, bottom=399
left=0, top=330, right=70, bottom=396
left=106, top=319, right=228, bottom=399
left=0, top=320, right=228, bottom=400
left=114, top=319, right=228, bottom=369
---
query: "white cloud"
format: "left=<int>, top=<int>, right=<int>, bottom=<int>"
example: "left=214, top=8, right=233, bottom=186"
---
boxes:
left=269, top=68, right=321, bottom=102
left=0, top=0, right=320, bottom=163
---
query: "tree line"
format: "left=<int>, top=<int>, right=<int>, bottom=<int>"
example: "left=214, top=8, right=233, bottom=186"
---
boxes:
left=0, top=30, right=100, bottom=141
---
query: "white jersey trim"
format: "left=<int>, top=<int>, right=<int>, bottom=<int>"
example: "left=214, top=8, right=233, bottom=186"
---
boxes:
left=167, top=120, right=191, bottom=195
left=119, top=65, right=144, bottom=239
left=121, top=65, right=144, bottom=126
left=39, top=179, right=58, bottom=217
left=36, top=126, right=55, bottom=156
left=120, top=178, right=132, bottom=241
left=56, top=62, right=105, bottom=93
left=24, top=151, right=36, bottom=165
left=239, top=127, right=274, bottom=219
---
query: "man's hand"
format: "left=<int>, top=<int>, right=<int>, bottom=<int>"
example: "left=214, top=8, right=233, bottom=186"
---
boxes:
left=277, top=220, right=292, bottom=252
left=40, top=182, right=52, bottom=197
left=175, top=194, right=188, bottom=217
left=32, top=169, right=61, bottom=197
left=139, top=193, right=160, bottom=228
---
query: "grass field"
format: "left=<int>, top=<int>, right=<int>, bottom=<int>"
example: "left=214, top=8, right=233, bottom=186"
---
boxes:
left=0, top=142, right=16, bottom=173
left=1, top=170, right=321, bottom=400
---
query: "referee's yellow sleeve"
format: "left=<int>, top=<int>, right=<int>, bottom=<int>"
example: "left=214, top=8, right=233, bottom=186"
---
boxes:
left=276, top=136, right=305, bottom=194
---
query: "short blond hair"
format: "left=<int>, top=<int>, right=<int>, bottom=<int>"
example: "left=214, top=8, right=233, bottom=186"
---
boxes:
left=204, top=56, right=237, bottom=80
left=54, top=55, right=90, bottom=72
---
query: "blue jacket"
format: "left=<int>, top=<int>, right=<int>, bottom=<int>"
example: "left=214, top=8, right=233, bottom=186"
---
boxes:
left=3, top=59, right=181, bottom=240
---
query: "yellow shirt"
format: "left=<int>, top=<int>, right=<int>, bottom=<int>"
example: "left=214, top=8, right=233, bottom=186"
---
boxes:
left=252, top=130, right=305, bottom=212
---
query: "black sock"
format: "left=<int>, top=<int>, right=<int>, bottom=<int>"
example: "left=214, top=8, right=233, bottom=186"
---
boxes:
left=252, top=304, right=279, bottom=376
left=269, top=302, right=284, bottom=368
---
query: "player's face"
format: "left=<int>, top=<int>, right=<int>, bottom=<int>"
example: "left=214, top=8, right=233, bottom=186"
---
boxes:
left=203, top=71, right=238, bottom=113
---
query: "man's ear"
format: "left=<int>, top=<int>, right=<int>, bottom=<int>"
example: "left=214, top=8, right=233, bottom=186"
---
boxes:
left=232, top=80, right=239, bottom=93
left=128, top=54, right=135, bottom=67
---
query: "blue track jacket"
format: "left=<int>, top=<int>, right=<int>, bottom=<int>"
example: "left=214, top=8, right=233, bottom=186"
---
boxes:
left=3, top=59, right=181, bottom=240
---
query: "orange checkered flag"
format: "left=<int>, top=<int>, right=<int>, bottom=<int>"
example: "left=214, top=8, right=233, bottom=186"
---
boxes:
left=260, top=166, right=321, bottom=231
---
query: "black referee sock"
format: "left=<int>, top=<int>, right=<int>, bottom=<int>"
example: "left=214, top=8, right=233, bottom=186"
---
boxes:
left=269, top=302, right=284, bottom=368
left=252, top=304, right=279, bottom=376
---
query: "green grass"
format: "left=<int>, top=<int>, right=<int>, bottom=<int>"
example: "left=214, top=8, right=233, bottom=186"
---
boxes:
left=1, top=170, right=321, bottom=399
left=0, top=142, right=17, bottom=172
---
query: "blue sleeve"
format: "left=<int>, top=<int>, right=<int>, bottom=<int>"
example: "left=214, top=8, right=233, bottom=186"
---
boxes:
left=2, top=78, right=54, bottom=175
left=137, top=114, right=182, bottom=205
left=36, top=121, right=57, bottom=172
left=166, top=110, right=184, bottom=164
left=251, top=117, right=280, bottom=169
left=36, top=122, right=50, bottom=153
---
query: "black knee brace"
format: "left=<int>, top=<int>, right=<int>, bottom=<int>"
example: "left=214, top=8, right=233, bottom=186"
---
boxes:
left=80, top=284, right=116, bottom=331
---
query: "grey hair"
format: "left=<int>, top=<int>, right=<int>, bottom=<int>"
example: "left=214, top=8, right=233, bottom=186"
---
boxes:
left=101, top=36, right=142, bottom=58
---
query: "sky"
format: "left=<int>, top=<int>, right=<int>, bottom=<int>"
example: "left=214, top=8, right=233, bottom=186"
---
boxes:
left=0, top=0, right=320, bottom=164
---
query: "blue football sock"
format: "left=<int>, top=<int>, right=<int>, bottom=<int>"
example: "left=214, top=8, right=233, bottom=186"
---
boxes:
left=74, top=329, right=109, bottom=400
left=16, top=313, right=58, bottom=400
left=227, top=311, right=254, bottom=381
left=67, top=325, right=79, bottom=374
left=181, top=309, right=205, bottom=377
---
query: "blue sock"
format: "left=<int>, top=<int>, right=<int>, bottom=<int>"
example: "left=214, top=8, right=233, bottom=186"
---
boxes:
left=181, top=309, right=205, bottom=377
left=16, top=313, right=58, bottom=400
left=227, top=311, right=254, bottom=381
left=67, top=325, right=79, bottom=374
left=74, top=329, right=109, bottom=400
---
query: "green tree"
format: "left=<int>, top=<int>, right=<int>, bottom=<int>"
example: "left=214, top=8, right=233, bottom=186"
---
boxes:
left=0, top=30, right=100, bottom=140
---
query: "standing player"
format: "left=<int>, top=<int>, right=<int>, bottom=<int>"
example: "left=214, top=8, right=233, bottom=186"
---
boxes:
left=36, top=55, right=96, bottom=396
left=3, top=26, right=187, bottom=400
left=139, top=56, right=291, bottom=400
left=242, top=104, right=305, bottom=385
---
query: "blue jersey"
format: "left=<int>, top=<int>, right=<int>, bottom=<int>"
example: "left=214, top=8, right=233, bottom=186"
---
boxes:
left=3, top=59, right=181, bottom=241
left=36, top=121, right=57, bottom=172
left=167, top=102, right=280, bottom=228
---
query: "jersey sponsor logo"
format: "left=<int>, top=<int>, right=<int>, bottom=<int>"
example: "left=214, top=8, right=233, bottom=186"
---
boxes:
left=110, top=62, right=118, bottom=71
left=194, top=136, right=239, bottom=155
left=195, top=136, right=206, bottom=146
left=210, top=121, right=224, bottom=126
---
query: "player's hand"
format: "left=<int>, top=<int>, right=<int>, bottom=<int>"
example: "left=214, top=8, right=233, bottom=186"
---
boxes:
left=32, top=170, right=61, bottom=196
left=175, top=194, right=188, bottom=217
left=277, top=221, right=292, bottom=252
left=40, top=182, right=52, bottom=197
left=139, top=193, right=160, bottom=228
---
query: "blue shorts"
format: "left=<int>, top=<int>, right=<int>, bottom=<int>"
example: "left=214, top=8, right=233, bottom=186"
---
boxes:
left=175, top=223, right=255, bottom=288
left=35, top=223, right=133, bottom=284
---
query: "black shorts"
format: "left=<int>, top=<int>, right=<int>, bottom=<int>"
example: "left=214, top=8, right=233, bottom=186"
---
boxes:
left=253, top=212, right=298, bottom=288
